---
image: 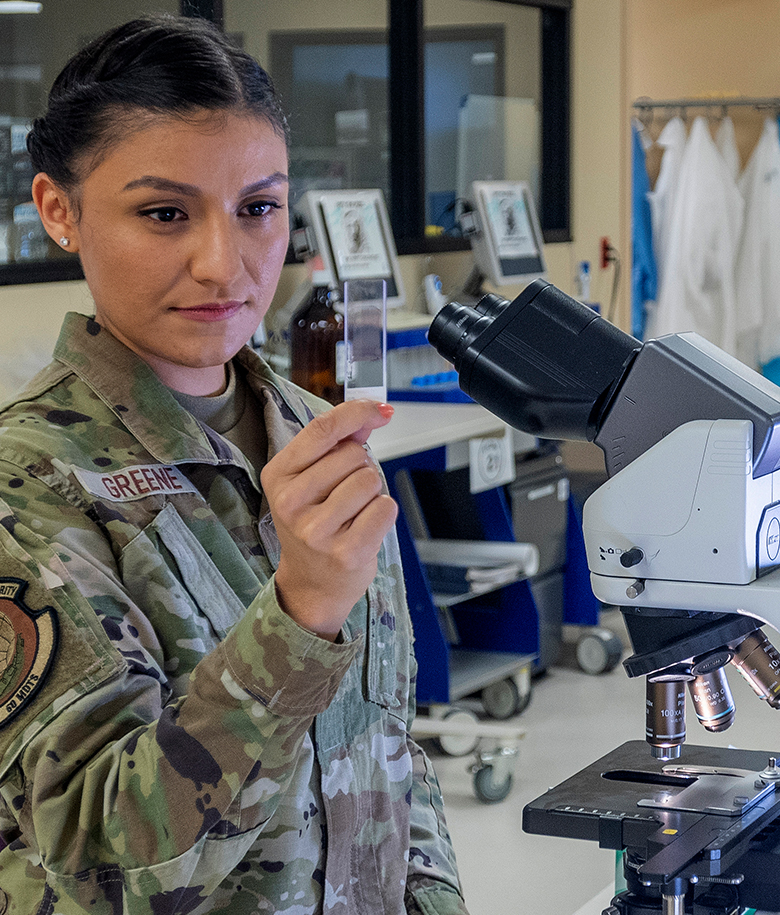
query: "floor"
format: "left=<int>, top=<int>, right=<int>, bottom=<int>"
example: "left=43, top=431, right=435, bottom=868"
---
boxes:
left=421, top=609, right=780, bottom=915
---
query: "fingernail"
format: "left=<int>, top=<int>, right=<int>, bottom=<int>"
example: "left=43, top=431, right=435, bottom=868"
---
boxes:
left=376, top=402, right=394, bottom=418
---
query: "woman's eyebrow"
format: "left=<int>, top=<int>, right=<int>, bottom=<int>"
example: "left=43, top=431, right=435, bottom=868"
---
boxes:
left=122, top=176, right=199, bottom=195
left=241, top=174, right=289, bottom=195
left=122, top=173, right=289, bottom=195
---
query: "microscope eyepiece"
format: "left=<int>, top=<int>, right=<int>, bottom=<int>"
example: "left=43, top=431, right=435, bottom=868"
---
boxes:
left=427, top=279, right=640, bottom=441
left=426, top=302, right=492, bottom=370
left=473, top=292, right=512, bottom=319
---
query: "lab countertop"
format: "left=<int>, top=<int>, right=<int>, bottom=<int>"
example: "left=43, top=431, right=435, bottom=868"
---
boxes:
left=368, top=401, right=525, bottom=462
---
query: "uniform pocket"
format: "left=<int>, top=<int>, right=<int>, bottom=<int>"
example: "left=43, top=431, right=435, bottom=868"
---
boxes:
left=120, top=503, right=248, bottom=672
left=365, top=580, right=401, bottom=714
left=151, top=503, right=247, bottom=639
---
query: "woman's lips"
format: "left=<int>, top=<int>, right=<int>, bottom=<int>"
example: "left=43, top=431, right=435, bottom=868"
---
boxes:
left=175, top=301, right=245, bottom=322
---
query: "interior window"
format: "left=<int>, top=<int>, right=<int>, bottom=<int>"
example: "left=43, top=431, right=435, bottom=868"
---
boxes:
left=0, top=0, right=179, bottom=284
left=0, top=0, right=569, bottom=284
left=229, top=0, right=569, bottom=252
left=270, top=30, right=391, bottom=209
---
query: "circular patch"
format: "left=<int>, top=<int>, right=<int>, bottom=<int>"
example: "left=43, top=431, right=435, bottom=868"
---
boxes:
left=0, top=579, right=57, bottom=727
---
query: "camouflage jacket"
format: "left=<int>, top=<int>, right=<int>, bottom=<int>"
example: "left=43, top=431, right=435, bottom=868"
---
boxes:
left=0, top=313, right=468, bottom=915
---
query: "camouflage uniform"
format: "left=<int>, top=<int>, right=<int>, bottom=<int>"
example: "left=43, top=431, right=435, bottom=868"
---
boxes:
left=0, top=313, right=469, bottom=915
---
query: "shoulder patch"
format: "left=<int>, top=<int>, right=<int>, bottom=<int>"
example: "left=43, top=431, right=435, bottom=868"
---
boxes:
left=0, top=579, right=58, bottom=728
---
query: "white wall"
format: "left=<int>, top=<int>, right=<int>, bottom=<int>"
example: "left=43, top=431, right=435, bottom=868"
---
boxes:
left=0, top=280, right=93, bottom=399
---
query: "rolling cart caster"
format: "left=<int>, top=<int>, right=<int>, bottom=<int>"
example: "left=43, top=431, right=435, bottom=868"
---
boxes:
left=432, top=707, right=480, bottom=757
left=470, top=745, right=517, bottom=803
left=576, top=627, right=623, bottom=675
left=480, top=674, right=531, bottom=719
left=411, top=707, right=525, bottom=800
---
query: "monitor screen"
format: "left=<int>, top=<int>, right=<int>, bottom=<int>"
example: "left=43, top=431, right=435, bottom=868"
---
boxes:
left=296, top=189, right=405, bottom=308
left=470, top=180, right=546, bottom=287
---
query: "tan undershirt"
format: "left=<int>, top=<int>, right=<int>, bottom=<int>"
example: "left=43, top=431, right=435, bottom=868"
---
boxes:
left=169, top=362, right=268, bottom=475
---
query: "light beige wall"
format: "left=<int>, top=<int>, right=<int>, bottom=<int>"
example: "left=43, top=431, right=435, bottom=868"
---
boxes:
left=626, top=0, right=780, bottom=104
left=0, top=280, right=93, bottom=399
left=0, top=0, right=626, bottom=394
left=570, top=0, right=624, bottom=321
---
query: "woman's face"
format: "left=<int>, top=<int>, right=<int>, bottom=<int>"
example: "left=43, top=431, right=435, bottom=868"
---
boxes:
left=48, top=111, right=289, bottom=394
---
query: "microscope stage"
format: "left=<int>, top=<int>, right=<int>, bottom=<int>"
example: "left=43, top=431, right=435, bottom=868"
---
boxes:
left=523, top=741, right=780, bottom=902
left=523, top=741, right=780, bottom=842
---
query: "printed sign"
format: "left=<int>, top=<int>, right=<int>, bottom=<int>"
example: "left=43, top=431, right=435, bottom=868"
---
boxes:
left=320, top=196, right=392, bottom=281
left=484, top=186, right=539, bottom=259
left=469, top=426, right=516, bottom=494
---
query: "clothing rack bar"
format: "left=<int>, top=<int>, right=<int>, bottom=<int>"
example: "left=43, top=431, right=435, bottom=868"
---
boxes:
left=633, top=96, right=780, bottom=111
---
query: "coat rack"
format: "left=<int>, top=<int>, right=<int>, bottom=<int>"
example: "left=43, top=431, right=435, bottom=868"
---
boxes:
left=633, top=96, right=780, bottom=130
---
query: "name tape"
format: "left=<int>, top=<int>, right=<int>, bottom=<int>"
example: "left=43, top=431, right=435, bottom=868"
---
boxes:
left=74, top=463, right=198, bottom=503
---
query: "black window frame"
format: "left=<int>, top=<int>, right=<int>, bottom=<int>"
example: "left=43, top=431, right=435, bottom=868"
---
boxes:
left=0, top=0, right=569, bottom=285
left=389, top=0, right=570, bottom=253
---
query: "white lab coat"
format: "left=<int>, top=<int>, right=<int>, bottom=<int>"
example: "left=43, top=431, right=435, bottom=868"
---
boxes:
left=734, top=117, right=780, bottom=370
left=647, top=115, right=687, bottom=289
left=646, top=116, right=744, bottom=355
left=716, top=115, right=741, bottom=182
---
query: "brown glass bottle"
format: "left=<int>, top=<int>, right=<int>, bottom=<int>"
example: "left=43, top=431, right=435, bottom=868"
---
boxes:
left=290, top=286, right=345, bottom=405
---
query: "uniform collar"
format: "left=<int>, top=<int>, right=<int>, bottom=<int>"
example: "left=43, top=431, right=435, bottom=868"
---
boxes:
left=52, top=313, right=313, bottom=466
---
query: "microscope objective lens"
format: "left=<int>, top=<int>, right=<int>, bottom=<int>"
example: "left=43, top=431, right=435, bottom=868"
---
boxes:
left=646, top=679, right=686, bottom=759
left=687, top=669, right=735, bottom=732
left=731, top=630, right=780, bottom=708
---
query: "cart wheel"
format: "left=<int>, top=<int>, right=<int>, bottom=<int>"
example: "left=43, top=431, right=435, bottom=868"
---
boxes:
left=515, top=684, right=532, bottom=715
left=576, top=628, right=623, bottom=675
left=473, top=764, right=513, bottom=803
left=481, top=676, right=527, bottom=719
left=432, top=708, right=480, bottom=757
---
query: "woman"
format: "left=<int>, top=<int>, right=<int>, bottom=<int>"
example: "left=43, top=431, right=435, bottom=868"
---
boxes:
left=0, top=15, right=469, bottom=915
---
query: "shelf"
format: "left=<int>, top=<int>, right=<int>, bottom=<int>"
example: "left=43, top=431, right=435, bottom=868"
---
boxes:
left=369, top=402, right=510, bottom=462
left=448, top=649, right=536, bottom=700
left=432, top=574, right=526, bottom=607
left=417, top=537, right=540, bottom=608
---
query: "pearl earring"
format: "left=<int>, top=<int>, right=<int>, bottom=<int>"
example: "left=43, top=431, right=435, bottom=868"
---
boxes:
left=59, top=237, right=70, bottom=247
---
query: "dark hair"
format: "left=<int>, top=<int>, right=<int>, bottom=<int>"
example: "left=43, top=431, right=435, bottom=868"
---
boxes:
left=27, top=14, right=289, bottom=193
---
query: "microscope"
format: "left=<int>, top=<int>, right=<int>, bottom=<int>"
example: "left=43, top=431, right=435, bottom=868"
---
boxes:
left=428, top=279, right=780, bottom=915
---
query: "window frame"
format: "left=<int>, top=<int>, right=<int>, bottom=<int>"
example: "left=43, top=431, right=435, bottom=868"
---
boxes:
left=0, top=0, right=570, bottom=285
left=389, top=0, right=571, bottom=254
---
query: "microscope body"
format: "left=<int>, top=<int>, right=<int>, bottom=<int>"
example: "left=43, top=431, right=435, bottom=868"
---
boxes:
left=427, top=279, right=780, bottom=913
left=583, top=415, right=780, bottom=760
left=585, top=416, right=780, bottom=619
left=586, top=418, right=768, bottom=589
left=428, top=279, right=780, bottom=679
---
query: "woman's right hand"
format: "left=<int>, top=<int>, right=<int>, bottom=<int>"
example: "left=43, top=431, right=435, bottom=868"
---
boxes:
left=261, top=400, right=398, bottom=640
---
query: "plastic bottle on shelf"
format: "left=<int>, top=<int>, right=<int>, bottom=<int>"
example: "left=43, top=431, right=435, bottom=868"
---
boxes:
left=577, top=260, right=591, bottom=303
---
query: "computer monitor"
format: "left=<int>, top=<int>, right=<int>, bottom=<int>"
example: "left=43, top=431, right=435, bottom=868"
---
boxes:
left=469, top=180, right=546, bottom=288
left=295, top=189, right=406, bottom=309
